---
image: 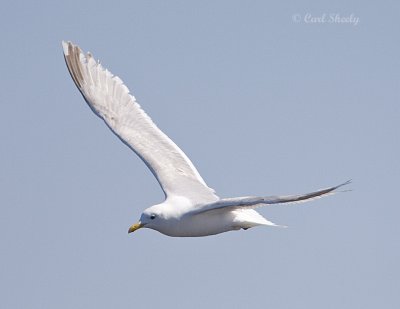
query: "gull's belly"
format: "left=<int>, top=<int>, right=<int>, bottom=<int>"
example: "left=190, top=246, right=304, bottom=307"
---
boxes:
left=159, top=211, right=240, bottom=237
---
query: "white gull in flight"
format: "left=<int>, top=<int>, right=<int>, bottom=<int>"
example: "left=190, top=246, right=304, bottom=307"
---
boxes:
left=63, top=41, right=350, bottom=237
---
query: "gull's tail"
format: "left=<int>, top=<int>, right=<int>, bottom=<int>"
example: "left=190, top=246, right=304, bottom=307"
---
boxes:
left=232, top=209, right=288, bottom=229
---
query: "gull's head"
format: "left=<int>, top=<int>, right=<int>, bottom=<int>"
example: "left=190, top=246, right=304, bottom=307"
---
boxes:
left=128, top=204, right=167, bottom=234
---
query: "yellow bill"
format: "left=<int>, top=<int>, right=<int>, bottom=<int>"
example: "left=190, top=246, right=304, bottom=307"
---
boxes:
left=128, top=221, right=144, bottom=233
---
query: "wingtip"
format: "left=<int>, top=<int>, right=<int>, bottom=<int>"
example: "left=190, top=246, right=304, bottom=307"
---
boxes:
left=332, top=179, right=352, bottom=194
left=62, top=40, right=71, bottom=55
left=338, top=179, right=352, bottom=188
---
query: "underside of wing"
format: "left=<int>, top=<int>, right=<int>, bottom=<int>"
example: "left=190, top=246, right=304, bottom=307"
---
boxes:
left=63, top=41, right=218, bottom=203
left=190, top=180, right=351, bottom=214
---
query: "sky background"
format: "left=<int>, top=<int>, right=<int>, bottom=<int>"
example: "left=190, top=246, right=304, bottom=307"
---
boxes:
left=1, top=1, right=399, bottom=308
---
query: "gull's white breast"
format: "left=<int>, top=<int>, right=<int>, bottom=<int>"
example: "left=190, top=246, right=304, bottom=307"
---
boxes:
left=157, top=209, right=241, bottom=237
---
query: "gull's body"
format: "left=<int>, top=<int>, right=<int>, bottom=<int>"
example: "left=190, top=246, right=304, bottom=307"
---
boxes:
left=63, top=41, right=349, bottom=237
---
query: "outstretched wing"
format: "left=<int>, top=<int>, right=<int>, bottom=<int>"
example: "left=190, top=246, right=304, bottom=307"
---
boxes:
left=63, top=41, right=218, bottom=203
left=189, top=181, right=351, bottom=214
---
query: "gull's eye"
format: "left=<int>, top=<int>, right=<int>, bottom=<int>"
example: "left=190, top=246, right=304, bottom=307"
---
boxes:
left=150, top=214, right=156, bottom=220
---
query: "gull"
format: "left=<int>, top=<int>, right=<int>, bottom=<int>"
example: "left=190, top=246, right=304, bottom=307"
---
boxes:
left=62, top=41, right=350, bottom=237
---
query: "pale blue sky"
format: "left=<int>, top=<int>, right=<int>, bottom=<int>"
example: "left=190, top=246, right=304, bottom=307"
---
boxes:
left=1, top=1, right=399, bottom=308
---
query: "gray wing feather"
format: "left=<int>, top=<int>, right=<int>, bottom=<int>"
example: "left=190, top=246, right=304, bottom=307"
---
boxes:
left=190, top=180, right=351, bottom=214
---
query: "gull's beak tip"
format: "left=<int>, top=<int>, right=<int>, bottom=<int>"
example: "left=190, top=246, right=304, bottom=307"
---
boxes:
left=128, top=222, right=143, bottom=234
